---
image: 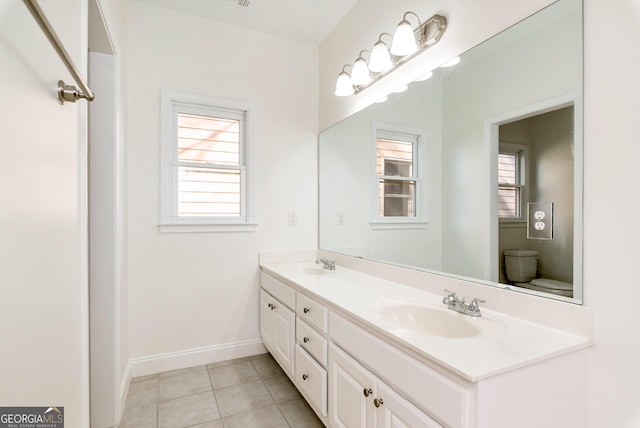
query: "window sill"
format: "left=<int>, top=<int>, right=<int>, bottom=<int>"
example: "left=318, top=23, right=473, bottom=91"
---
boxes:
left=370, top=220, right=429, bottom=230
left=159, top=222, right=258, bottom=233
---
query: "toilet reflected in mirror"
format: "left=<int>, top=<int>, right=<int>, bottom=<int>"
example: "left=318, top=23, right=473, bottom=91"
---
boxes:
left=504, top=250, right=573, bottom=297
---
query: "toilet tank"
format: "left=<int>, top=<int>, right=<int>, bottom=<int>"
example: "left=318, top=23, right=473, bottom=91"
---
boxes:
left=504, top=249, right=538, bottom=282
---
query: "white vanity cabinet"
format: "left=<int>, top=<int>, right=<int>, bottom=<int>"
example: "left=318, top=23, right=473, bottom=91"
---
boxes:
left=259, top=273, right=296, bottom=378
left=329, top=344, right=442, bottom=428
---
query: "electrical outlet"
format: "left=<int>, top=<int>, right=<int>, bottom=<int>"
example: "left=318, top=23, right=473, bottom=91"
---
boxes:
left=288, top=212, right=297, bottom=226
left=527, top=202, right=553, bottom=240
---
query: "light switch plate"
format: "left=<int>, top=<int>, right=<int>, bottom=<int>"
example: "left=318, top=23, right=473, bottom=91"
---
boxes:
left=527, top=202, right=553, bottom=240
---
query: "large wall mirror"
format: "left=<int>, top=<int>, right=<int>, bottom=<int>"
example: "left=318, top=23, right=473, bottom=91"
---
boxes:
left=319, top=0, right=583, bottom=303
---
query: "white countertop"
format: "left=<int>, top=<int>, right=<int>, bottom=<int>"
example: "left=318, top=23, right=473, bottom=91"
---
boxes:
left=260, top=260, right=592, bottom=382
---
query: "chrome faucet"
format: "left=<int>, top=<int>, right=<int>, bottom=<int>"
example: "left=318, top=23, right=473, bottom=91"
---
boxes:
left=443, top=289, right=485, bottom=317
left=315, top=257, right=336, bottom=270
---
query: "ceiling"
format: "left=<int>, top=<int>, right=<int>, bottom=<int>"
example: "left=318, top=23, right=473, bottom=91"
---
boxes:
left=130, top=0, right=359, bottom=45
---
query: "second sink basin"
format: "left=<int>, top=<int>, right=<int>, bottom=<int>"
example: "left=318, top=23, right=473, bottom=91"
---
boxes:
left=380, top=303, right=480, bottom=338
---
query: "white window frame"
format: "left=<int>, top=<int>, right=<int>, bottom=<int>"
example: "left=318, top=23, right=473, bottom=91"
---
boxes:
left=498, top=142, right=529, bottom=224
left=370, top=122, right=428, bottom=229
left=159, top=91, right=257, bottom=233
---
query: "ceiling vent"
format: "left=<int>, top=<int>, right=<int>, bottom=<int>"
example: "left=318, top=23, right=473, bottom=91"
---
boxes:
left=225, top=0, right=251, bottom=8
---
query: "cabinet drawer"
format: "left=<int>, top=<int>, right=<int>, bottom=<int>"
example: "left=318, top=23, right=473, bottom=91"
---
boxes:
left=295, top=344, right=328, bottom=416
left=296, top=318, right=328, bottom=366
left=296, top=293, right=328, bottom=333
left=261, top=272, right=296, bottom=309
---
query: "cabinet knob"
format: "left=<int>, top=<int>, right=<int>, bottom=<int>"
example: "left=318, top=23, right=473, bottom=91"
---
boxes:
left=374, top=398, right=384, bottom=408
left=303, top=307, right=310, bottom=314
left=302, top=374, right=309, bottom=381
left=270, top=303, right=276, bottom=310
left=363, top=388, right=372, bottom=397
left=267, top=303, right=272, bottom=309
left=303, top=336, right=310, bottom=343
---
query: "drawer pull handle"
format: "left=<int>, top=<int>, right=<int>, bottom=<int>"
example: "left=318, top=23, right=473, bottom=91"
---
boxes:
left=303, top=307, right=310, bottom=314
left=374, top=398, right=384, bottom=408
left=303, top=337, right=310, bottom=343
left=363, top=388, right=372, bottom=397
left=302, top=374, right=309, bottom=381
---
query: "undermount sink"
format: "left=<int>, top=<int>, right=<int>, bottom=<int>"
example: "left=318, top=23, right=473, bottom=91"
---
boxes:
left=298, top=265, right=326, bottom=275
left=380, top=303, right=480, bottom=338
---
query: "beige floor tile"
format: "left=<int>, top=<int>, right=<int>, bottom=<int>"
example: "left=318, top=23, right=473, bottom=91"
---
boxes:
left=251, top=355, right=285, bottom=379
left=131, top=373, right=159, bottom=384
left=208, top=360, right=260, bottom=390
left=186, top=420, right=223, bottom=428
left=221, top=404, right=289, bottom=428
left=279, top=398, right=325, bottom=427
left=206, top=356, right=251, bottom=370
left=126, top=377, right=158, bottom=408
left=119, top=403, right=157, bottom=428
left=159, top=368, right=212, bottom=401
left=159, top=364, right=207, bottom=379
left=215, top=379, right=275, bottom=417
left=158, top=391, right=220, bottom=428
left=263, top=374, right=301, bottom=403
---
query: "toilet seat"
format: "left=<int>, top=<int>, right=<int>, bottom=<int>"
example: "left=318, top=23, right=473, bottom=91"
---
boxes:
left=514, top=278, right=573, bottom=297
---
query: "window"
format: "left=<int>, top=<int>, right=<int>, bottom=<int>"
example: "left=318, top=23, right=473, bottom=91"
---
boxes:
left=498, top=143, right=528, bottom=222
left=371, top=125, right=427, bottom=228
left=160, top=91, right=256, bottom=232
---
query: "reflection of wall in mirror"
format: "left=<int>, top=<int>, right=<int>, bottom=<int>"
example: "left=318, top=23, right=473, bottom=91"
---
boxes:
left=319, top=77, right=443, bottom=270
left=440, top=1, right=581, bottom=280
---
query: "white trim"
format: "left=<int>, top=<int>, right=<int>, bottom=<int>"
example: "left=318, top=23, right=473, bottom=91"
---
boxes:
left=129, top=339, right=266, bottom=378
left=160, top=90, right=257, bottom=231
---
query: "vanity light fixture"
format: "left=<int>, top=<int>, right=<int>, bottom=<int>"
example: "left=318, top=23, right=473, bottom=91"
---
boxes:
left=334, top=64, right=355, bottom=96
left=334, top=12, right=447, bottom=97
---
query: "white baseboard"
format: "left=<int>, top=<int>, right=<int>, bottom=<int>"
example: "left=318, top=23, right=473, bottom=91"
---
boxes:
left=128, top=339, right=267, bottom=378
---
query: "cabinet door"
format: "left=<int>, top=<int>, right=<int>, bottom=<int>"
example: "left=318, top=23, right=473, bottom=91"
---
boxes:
left=329, top=344, right=375, bottom=428
left=273, top=301, right=295, bottom=378
left=259, top=289, right=274, bottom=350
left=376, top=381, right=442, bottom=428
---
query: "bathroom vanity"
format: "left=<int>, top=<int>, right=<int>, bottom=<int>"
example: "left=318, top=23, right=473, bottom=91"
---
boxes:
left=258, top=251, right=592, bottom=428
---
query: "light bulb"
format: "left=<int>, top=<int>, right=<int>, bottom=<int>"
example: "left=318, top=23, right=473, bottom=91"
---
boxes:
left=334, top=72, right=354, bottom=96
left=351, top=58, right=372, bottom=86
left=369, top=41, right=393, bottom=73
left=390, top=20, right=418, bottom=56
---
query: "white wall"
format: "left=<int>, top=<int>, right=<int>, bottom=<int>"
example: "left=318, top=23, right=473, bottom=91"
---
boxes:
left=320, top=0, right=640, bottom=426
left=0, top=1, right=88, bottom=426
left=583, top=0, right=640, bottom=426
left=126, top=2, right=318, bottom=373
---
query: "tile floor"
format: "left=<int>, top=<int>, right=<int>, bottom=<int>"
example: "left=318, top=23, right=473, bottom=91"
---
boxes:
left=120, top=353, right=325, bottom=428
